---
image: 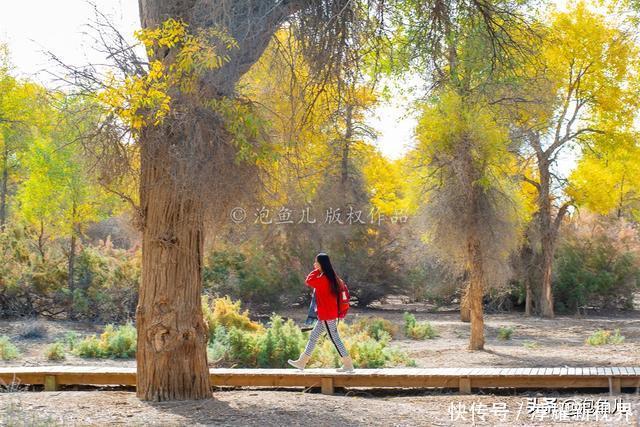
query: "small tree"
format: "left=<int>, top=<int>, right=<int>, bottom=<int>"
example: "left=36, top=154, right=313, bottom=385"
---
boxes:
left=412, top=91, right=522, bottom=349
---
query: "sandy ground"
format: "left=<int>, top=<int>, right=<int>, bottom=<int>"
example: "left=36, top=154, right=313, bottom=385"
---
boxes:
left=2, top=390, right=640, bottom=426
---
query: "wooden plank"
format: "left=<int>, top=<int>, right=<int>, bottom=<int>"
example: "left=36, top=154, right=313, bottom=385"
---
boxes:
left=1, top=366, right=639, bottom=392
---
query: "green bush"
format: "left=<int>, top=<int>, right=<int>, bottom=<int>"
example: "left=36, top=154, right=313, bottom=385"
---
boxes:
left=348, top=335, right=387, bottom=368
left=256, top=315, right=306, bottom=368
left=497, top=326, right=514, bottom=340
left=0, top=226, right=140, bottom=322
left=351, top=316, right=397, bottom=341
left=75, top=323, right=136, bottom=358
left=586, top=329, right=625, bottom=346
left=0, top=336, right=19, bottom=360
left=75, top=335, right=103, bottom=358
left=226, top=326, right=259, bottom=367
left=204, top=297, right=414, bottom=368
left=72, top=245, right=140, bottom=322
left=554, top=228, right=640, bottom=313
left=63, top=331, right=80, bottom=351
left=403, top=312, right=438, bottom=340
left=45, top=342, right=66, bottom=361
left=202, top=295, right=263, bottom=340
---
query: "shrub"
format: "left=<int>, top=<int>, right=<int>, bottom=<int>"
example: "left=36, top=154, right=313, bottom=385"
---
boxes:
left=63, top=331, right=80, bottom=351
left=72, top=244, right=140, bottom=322
left=351, top=316, right=397, bottom=341
left=74, top=335, right=103, bottom=358
left=554, top=216, right=640, bottom=313
left=75, top=323, right=136, bottom=358
left=226, top=327, right=259, bottom=367
left=202, top=296, right=263, bottom=340
left=348, top=334, right=387, bottom=368
left=99, top=324, right=137, bottom=358
left=403, top=312, right=438, bottom=340
left=0, top=336, right=19, bottom=360
left=256, top=315, right=306, bottom=368
left=523, top=340, right=539, bottom=349
left=205, top=308, right=414, bottom=369
left=586, top=329, right=625, bottom=346
left=0, top=228, right=140, bottom=322
left=497, top=326, right=514, bottom=340
left=17, top=321, right=48, bottom=339
left=45, top=342, right=66, bottom=361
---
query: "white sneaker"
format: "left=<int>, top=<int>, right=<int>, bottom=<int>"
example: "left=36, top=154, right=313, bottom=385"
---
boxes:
left=336, top=356, right=354, bottom=372
left=287, top=354, right=311, bottom=370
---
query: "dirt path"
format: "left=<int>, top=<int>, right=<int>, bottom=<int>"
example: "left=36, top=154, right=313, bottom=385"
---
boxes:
left=2, top=390, right=640, bottom=426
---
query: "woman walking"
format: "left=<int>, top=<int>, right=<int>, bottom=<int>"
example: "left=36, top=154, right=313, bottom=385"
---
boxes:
left=288, top=253, right=354, bottom=372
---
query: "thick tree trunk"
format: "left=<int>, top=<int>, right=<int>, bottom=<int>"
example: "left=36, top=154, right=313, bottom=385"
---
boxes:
left=467, top=238, right=485, bottom=350
left=135, top=132, right=210, bottom=401
left=135, top=0, right=296, bottom=401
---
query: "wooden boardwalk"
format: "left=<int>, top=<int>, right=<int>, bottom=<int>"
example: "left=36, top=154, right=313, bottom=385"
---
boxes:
left=1, top=366, right=639, bottom=395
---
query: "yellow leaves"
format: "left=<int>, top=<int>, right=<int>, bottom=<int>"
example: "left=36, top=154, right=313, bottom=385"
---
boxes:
left=135, top=18, right=188, bottom=53
left=362, top=148, right=412, bottom=216
left=414, top=90, right=510, bottom=177
left=568, top=131, right=640, bottom=217
left=101, top=19, right=236, bottom=132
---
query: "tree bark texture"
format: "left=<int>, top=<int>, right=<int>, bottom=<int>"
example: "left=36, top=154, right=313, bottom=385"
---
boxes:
left=467, top=237, right=485, bottom=350
left=135, top=0, right=294, bottom=401
left=136, top=129, right=210, bottom=401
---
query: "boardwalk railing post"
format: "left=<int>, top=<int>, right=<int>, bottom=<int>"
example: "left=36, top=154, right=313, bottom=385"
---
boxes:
left=459, top=377, right=471, bottom=394
left=44, top=375, right=58, bottom=391
left=321, top=377, right=334, bottom=395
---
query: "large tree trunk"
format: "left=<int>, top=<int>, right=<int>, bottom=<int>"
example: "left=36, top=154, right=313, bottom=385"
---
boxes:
left=135, top=130, right=210, bottom=401
left=135, top=0, right=298, bottom=401
left=467, top=237, right=485, bottom=350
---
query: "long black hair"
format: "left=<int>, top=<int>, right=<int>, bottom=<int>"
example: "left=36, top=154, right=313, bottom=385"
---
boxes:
left=316, top=252, right=340, bottom=296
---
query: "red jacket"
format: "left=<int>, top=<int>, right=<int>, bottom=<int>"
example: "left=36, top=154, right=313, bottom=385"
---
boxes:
left=305, top=268, right=344, bottom=320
